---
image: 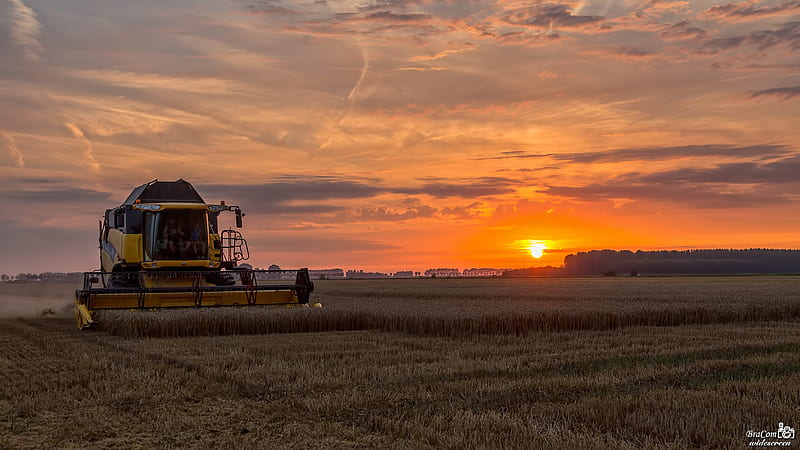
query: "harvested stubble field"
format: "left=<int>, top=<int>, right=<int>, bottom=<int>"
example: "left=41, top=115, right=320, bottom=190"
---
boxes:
left=1, top=277, right=800, bottom=449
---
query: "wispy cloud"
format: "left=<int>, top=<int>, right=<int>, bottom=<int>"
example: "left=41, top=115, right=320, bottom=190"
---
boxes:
left=410, top=45, right=474, bottom=62
left=361, top=11, right=432, bottom=23
left=704, top=0, right=800, bottom=22
left=543, top=154, right=800, bottom=208
left=6, top=0, right=44, bottom=61
left=477, top=144, right=794, bottom=163
left=750, top=85, right=800, bottom=100
left=331, top=201, right=483, bottom=223
left=396, top=66, right=447, bottom=71
left=394, top=177, right=517, bottom=198
left=582, top=46, right=655, bottom=59
left=64, top=123, right=101, bottom=173
left=1, top=130, right=25, bottom=167
left=237, top=0, right=295, bottom=15
left=702, top=21, right=800, bottom=54
left=659, top=20, right=708, bottom=41
left=348, top=43, right=369, bottom=101
left=504, top=3, right=605, bottom=29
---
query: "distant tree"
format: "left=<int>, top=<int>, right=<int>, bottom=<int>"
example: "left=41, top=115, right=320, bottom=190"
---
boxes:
left=268, top=264, right=281, bottom=271
left=630, top=269, right=639, bottom=277
left=603, top=270, right=617, bottom=277
left=1, top=274, right=8, bottom=282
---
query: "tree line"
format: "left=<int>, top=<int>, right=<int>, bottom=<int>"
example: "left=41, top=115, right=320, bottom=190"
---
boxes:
left=563, top=249, right=800, bottom=276
left=1, top=272, right=84, bottom=282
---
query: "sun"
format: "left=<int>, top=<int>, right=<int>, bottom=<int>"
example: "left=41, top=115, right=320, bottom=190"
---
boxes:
left=528, top=241, right=546, bottom=259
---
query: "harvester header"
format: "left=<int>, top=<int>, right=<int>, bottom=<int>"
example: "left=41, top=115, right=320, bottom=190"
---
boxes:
left=74, top=179, right=314, bottom=329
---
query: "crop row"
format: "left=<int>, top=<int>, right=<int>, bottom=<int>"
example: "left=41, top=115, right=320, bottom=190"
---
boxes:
left=95, top=302, right=800, bottom=338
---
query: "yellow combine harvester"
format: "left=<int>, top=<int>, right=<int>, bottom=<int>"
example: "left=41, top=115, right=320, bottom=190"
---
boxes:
left=74, top=179, right=314, bottom=329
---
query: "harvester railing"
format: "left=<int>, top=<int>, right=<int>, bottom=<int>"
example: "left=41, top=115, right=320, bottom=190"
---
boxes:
left=221, top=229, right=249, bottom=265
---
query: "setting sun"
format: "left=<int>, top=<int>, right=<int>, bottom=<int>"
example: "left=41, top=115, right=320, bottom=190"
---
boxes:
left=528, top=241, right=547, bottom=259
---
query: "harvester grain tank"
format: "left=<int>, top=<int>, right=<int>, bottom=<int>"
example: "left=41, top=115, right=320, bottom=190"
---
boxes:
left=74, top=179, right=314, bottom=329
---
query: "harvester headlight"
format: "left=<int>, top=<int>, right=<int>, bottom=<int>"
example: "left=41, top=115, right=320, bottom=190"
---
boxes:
left=208, top=205, right=226, bottom=212
left=134, top=204, right=161, bottom=210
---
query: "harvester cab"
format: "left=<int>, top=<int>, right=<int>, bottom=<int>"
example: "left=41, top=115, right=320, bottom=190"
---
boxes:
left=75, top=179, right=314, bottom=329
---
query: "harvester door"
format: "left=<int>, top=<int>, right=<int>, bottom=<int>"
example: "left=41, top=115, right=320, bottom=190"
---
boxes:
left=142, top=212, right=160, bottom=261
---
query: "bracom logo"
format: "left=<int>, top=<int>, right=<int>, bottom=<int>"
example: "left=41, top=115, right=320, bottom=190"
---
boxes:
left=746, top=422, right=796, bottom=447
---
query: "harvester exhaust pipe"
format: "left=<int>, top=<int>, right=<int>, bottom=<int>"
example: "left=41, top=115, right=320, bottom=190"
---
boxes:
left=233, top=206, right=244, bottom=228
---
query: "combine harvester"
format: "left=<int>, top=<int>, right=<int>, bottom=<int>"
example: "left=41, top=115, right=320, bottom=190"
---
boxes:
left=74, top=179, right=315, bottom=329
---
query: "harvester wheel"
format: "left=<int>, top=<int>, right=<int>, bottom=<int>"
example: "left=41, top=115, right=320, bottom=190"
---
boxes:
left=206, top=271, right=236, bottom=286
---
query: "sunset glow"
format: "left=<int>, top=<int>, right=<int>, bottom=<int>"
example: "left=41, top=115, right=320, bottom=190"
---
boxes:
left=1, top=0, right=799, bottom=274
left=529, top=242, right=547, bottom=259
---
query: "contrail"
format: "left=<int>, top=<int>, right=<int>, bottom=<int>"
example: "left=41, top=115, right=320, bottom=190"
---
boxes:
left=64, top=123, right=101, bottom=172
left=1, top=130, right=25, bottom=167
left=6, top=0, right=44, bottom=61
left=347, top=43, right=369, bottom=101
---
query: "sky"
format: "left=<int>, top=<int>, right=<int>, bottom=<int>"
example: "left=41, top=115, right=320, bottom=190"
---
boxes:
left=1, top=0, right=800, bottom=274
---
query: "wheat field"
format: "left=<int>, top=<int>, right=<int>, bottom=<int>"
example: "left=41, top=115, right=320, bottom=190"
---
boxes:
left=2, top=277, right=799, bottom=448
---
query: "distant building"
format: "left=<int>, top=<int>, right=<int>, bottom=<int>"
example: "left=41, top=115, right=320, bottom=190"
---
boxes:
left=462, top=268, right=504, bottom=277
left=424, top=268, right=460, bottom=277
left=309, top=268, right=345, bottom=280
left=346, top=270, right=388, bottom=279
left=392, top=270, right=415, bottom=278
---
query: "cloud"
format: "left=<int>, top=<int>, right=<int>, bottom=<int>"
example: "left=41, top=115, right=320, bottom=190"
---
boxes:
left=477, top=144, right=793, bottom=163
left=5, top=0, right=43, bottom=61
left=493, top=30, right=562, bottom=46
left=394, top=177, right=517, bottom=198
left=395, top=66, right=447, bottom=71
left=362, top=11, right=432, bottom=22
left=702, top=21, right=800, bottom=54
left=704, top=0, right=800, bottom=22
left=410, top=45, right=474, bottom=62
left=199, top=178, right=379, bottom=215
left=249, top=233, right=398, bottom=255
left=356, top=0, right=423, bottom=13
left=237, top=0, right=295, bottom=14
left=504, top=3, right=605, bottom=29
left=196, top=176, right=515, bottom=218
left=209, top=176, right=519, bottom=202
left=750, top=85, right=800, bottom=100
left=68, top=70, right=243, bottom=95
left=1, top=130, right=24, bottom=167
left=641, top=155, right=800, bottom=185
left=332, top=201, right=483, bottom=223
left=348, top=44, right=369, bottom=101
left=338, top=204, right=438, bottom=222
left=658, top=20, right=708, bottom=41
left=203, top=178, right=383, bottom=203
left=64, top=123, right=101, bottom=172
left=583, top=46, right=654, bottom=59
left=543, top=181, right=790, bottom=208
left=5, top=187, right=112, bottom=203
left=543, top=155, right=800, bottom=208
